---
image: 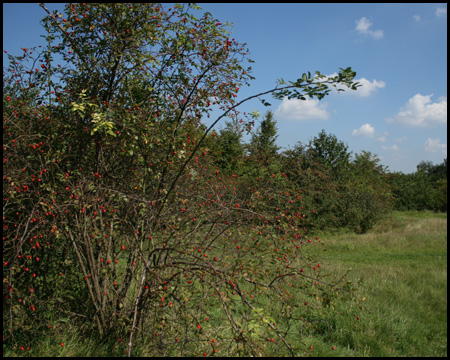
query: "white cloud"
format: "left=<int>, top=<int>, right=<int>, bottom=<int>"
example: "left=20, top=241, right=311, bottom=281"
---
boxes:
left=386, top=94, right=447, bottom=127
left=424, top=138, right=447, bottom=155
left=352, top=123, right=375, bottom=137
left=355, top=17, right=384, bottom=39
left=322, top=73, right=385, bottom=97
left=274, top=97, right=330, bottom=121
left=382, top=144, right=400, bottom=151
left=436, top=7, right=447, bottom=17
left=413, top=15, right=421, bottom=22
left=354, top=78, right=386, bottom=97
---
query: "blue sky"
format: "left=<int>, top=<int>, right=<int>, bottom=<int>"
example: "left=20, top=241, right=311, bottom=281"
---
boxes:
left=3, top=3, right=447, bottom=173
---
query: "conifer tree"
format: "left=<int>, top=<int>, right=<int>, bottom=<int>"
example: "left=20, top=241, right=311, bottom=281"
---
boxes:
left=250, top=110, right=280, bottom=160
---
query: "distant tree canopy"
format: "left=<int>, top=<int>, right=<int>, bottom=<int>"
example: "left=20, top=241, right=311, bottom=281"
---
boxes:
left=388, top=158, right=447, bottom=212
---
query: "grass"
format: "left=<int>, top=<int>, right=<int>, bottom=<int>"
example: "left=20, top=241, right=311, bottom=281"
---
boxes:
left=4, top=211, right=447, bottom=357
left=307, top=210, right=447, bottom=357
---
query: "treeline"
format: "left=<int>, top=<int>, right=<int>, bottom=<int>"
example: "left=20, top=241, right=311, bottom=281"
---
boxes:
left=206, top=110, right=447, bottom=232
left=387, top=160, right=447, bottom=212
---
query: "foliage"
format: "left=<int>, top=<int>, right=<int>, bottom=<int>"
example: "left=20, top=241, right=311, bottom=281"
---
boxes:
left=387, top=158, right=447, bottom=212
left=307, top=129, right=352, bottom=181
left=210, top=120, right=245, bottom=173
left=4, top=211, right=446, bottom=357
left=3, top=2, right=362, bottom=357
left=249, top=110, right=280, bottom=161
left=280, top=134, right=392, bottom=233
left=342, top=151, right=393, bottom=232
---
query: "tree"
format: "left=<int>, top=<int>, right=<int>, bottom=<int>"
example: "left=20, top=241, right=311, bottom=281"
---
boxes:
left=3, top=3, right=361, bottom=356
left=281, top=141, right=393, bottom=232
left=388, top=158, right=447, bottom=212
left=344, top=151, right=392, bottom=232
left=241, top=110, right=283, bottom=184
left=250, top=110, right=280, bottom=159
left=212, top=121, right=245, bottom=173
left=308, top=130, right=351, bottom=179
left=417, top=159, right=447, bottom=182
left=280, top=131, right=352, bottom=230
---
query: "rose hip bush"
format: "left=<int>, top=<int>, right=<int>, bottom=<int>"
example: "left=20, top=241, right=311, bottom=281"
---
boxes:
left=3, top=3, right=360, bottom=356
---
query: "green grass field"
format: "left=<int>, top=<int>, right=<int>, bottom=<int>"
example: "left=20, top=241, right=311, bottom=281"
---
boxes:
left=4, top=211, right=447, bottom=357
left=306, top=210, right=447, bottom=357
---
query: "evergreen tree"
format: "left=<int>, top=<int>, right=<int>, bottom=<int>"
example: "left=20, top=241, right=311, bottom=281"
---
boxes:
left=214, top=121, right=245, bottom=172
left=250, top=110, right=280, bottom=162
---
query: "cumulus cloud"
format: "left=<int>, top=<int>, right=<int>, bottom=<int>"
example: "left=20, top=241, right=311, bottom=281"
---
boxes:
left=274, top=97, right=330, bottom=121
left=424, top=138, right=447, bottom=155
left=274, top=74, right=386, bottom=122
left=413, top=15, right=421, bottom=22
left=386, top=94, right=447, bottom=127
left=354, top=78, right=386, bottom=97
left=322, top=72, right=385, bottom=97
left=382, top=144, right=399, bottom=151
left=352, top=123, right=375, bottom=137
left=355, top=17, right=384, bottom=39
left=436, top=7, right=447, bottom=17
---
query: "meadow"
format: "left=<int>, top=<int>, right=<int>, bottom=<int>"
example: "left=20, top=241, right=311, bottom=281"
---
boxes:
left=4, top=211, right=447, bottom=357
left=307, top=210, right=447, bottom=357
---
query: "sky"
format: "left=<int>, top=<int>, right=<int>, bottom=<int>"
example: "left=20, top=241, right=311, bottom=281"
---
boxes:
left=3, top=3, right=447, bottom=174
